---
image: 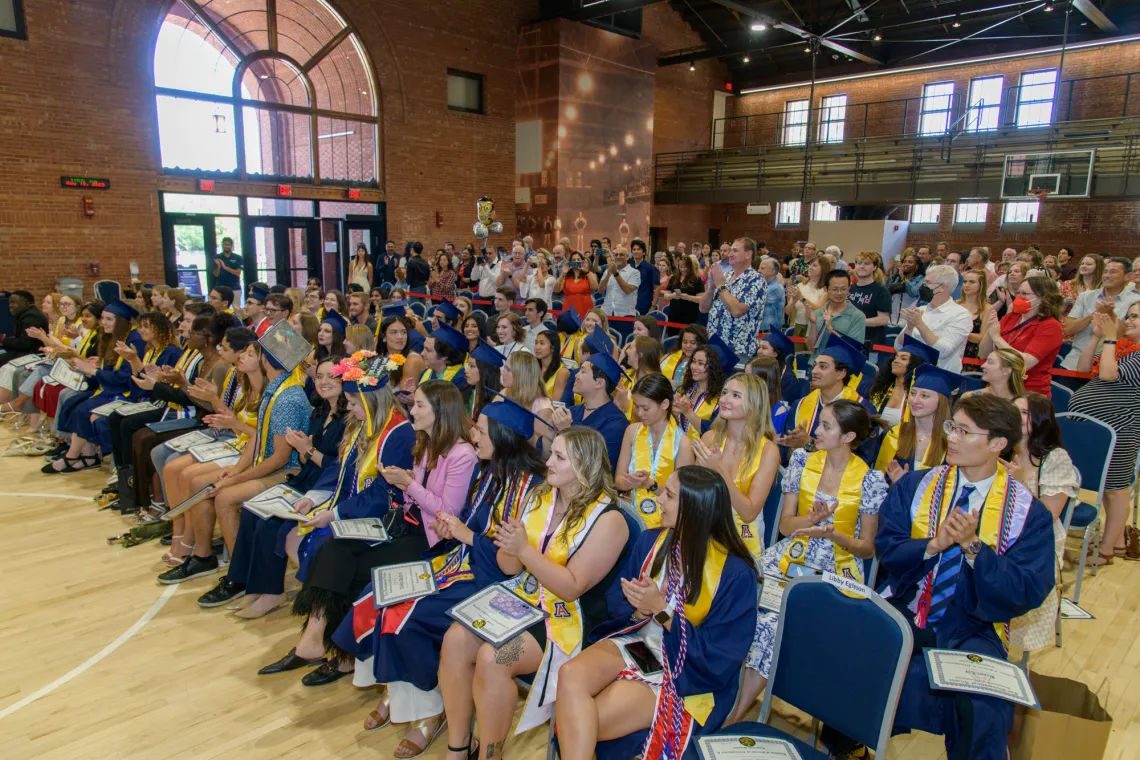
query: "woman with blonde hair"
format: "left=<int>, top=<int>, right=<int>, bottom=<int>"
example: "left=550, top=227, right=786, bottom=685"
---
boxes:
left=344, top=323, right=375, bottom=354
left=502, top=351, right=554, bottom=441
left=1058, top=253, right=1104, bottom=310
left=437, top=426, right=629, bottom=760
left=874, top=365, right=959, bottom=483
left=785, top=256, right=829, bottom=337
left=696, top=372, right=780, bottom=560
left=290, top=311, right=320, bottom=347
left=286, top=287, right=305, bottom=314
left=976, top=347, right=1027, bottom=399
left=958, top=269, right=990, bottom=360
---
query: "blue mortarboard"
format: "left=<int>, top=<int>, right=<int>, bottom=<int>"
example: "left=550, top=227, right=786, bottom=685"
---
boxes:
left=761, top=330, right=794, bottom=357
left=482, top=389, right=553, bottom=439
left=409, top=330, right=425, bottom=353
left=431, top=322, right=469, bottom=354
left=382, top=301, right=410, bottom=318
left=913, top=364, right=966, bottom=398
left=322, top=309, right=348, bottom=335
left=557, top=305, right=582, bottom=333
left=434, top=300, right=461, bottom=322
left=94, top=280, right=122, bottom=304
left=707, top=335, right=740, bottom=372
left=821, top=338, right=864, bottom=372
left=584, top=350, right=626, bottom=385
left=143, top=283, right=156, bottom=290
left=470, top=338, right=505, bottom=368
left=104, top=300, right=139, bottom=322
left=584, top=328, right=614, bottom=357
left=900, top=334, right=940, bottom=367
left=248, top=285, right=270, bottom=304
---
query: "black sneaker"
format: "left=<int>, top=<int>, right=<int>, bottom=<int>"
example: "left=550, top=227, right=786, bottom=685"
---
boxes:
left=197, top=576, right=247, bottom=608
left=157, top=554, right=219, bottom=585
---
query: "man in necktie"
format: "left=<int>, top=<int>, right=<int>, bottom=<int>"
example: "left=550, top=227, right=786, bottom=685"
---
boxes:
left=875, top=394, right=1055, bottom=760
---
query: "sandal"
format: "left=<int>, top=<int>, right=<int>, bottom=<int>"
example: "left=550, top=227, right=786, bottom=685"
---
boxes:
left=446, top=738, right=479, bottom=760
left=363, top=691, right=391, bottom=732
left=41, top=454, right=98, bottom=475
left=1093, top=552, right=1114, bottom=567
left=394, top=715, right=447, bottom=759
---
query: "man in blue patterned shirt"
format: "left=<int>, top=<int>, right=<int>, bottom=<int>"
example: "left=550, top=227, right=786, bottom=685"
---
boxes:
left=701, top=237, right=765, bottom=362
left=758, top=257, right=786, bottom=334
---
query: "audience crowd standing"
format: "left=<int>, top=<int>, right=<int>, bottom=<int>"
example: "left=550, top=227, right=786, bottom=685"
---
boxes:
left=0, top=233, right=1133, bottom=760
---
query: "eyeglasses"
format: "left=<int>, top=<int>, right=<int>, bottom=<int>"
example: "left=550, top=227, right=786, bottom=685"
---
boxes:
left=263, top=307, right=285, bottom=315
left=1125, top=313, right=1140, bottom=322
left=943, top=420, right=988, bottom=439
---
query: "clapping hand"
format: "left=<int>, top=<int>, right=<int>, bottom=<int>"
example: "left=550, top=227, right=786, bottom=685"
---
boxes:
left=692, top=438, right=724, bottom=470
left=983, top=307, right=1002, bottom=337
left=284, top=428, right=313, bottom=453
left=158, top=367, right=186, bottom=387
left=1092, top=311, right=1118, bottom=341
left=777, top=424, right=810, bottom=450
left=791, top=523, right=837, bottom=540
left=203, top=408, right=238, bottom=431
left=26, top=326, right=48, bottom=342
left=382, top=466, right=413, bottom=490
left=901, top=307, right=922, bottom=329
left=621, top=574, right=667, bottom=618
left=493, top=518, right=530, bottom=556
left=131, top=372, right=157, bottom=391
left=435, top=512, right=475, bottom=545
left=806, top=498, right=837, bottom=526
left=113, top=341, right=140, bottom=360
left=886, top=460, right=910, bottom=485
left=628, top=469, right=653, bottom=489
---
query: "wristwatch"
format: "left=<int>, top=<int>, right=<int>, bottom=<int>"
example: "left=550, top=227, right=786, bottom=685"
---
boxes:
left=301, top=448, right=314, bottom=464
left=963, top=539, right=984, bottom=560
left=653, top=609, right=673, bottom=626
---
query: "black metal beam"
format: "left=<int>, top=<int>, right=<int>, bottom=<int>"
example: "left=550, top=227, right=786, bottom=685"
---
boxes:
left=539, top=0, right=663, bottom=22
left=1072, top=0, right=1120, bottom=33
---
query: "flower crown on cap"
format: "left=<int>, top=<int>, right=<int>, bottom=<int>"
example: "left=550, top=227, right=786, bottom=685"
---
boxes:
left=331, top=351, right=406, bottom=388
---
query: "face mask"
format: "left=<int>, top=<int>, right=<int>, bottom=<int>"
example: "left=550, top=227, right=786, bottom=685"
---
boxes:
left=1011, top=296, right=1035, bottom=315
left=918, top=285, right=936, bottom=302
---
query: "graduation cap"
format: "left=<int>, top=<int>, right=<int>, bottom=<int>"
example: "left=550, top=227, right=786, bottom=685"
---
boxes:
left=94, top=280, right=123, bottom=304
left=583, top=328, right=614, bottom=357
left=322, top=309, right=348, bottom=336
left=584, top=350, right=626, bottom=386
left=143, top=283, right=156, bottom=290
left=382, top=301, right=410, bottom=318
left=707, top=335, right=740, bottom=372
left=248, top=285, right=270, bottom=304
left=899, top=334, right=940, bottom=367
left=761, top=330, right=794, bottom=358
left=820, top=337, right=864, bottom=373
left=433, top=300, right=461, bottom=323
left=259, top=319, right=312, bottom=372
left=913, top=364, right=967, bottom=398
left=431, top=322, right=469, bottom=354
left=104, top=300, right=139, bottom=322
left=556, top=304, right=582, bottom=333
left=470, top=338, right=505, bottom=368
left=481, top=389, right=554, bottom=439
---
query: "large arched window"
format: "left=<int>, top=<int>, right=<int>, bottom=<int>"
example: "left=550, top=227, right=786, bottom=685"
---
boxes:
left=154, top=0, right=379, bottom=186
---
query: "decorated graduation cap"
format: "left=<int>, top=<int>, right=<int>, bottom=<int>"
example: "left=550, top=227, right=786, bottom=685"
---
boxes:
left=322, top=309, right=348, bottom=336
left=899, top=334, right=940, bottom=367
left=706, top=335, right=740, bottom=372
left=583, top=328, right=614, bottom=357
left=248, top=285, right=270, bottom=304
left=431, top=322, right=469, bottom=354
left=913, top=364, right=967, bottom=398
left=584, top=349, right=627, bottom=386
left=470, top=338, right=506, bottom=368
left=481, top=389, right=554, bottom=439
left=556, top=304, right=582, bottom=333
left=382, top=301, right=410, bottom=318
left=104, top=300, right=139, bottom=322
left=433, top=300, right=461, bottom=323
left=761, top=330, right=794, bottom=358
left=258, top=319, right=312, bottom=372
left=331, top=352, right=406, bottom=436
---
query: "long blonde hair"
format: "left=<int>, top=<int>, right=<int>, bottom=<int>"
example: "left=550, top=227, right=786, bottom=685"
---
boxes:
left=505, top=351, right=547, bottom=409
left=585, top=307, right=610, bottom=335
left=709, top=374, right=774, bottom=480
left=958, top=269, right=989, bottom=320
left=341, top=384, right=400, bottom=461
left=235, top=343, right=267, bottom=416
left=531, top=427, right=619, bottom=546
left=989, top=348, right=1027, bottom=396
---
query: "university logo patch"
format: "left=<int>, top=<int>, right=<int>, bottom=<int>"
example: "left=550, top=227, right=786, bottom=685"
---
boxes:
left=741, top=525, right=753, bottom=539
left=553, top=602, right=571, bottom=618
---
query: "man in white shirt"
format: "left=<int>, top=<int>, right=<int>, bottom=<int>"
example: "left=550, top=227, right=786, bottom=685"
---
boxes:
left=497, top=241, right=529, bottom=303
left=473, top=246, right=502, bottom=300
left=894, top=264, right=973, bottom=372
left=598, top=245, right=640, bottom=317
left=1062, top=256, right=1140, bottom=369
left=522, top=297, right=548, bottom=351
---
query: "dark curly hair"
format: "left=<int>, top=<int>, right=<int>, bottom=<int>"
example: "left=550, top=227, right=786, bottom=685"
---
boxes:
left=680, top=345, right=726, bottom=399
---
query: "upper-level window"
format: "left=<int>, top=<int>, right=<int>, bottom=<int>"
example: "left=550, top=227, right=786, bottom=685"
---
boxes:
left=967, top=76, right=1003, bottom=133
left=782, top=100, right=809, bottom=146
left=910, top=203, right=941, bottom=224
left=776, top=201, right=802, bottom=226
left=447, top=70, right=484, bottom=114
left=818, top=95, right=847, bottom=143
left=920, top=82, right=955, bottom=136
left=0, top=0, right=27, bottom=39
left=1016, top=69, right=1058, bottom=127
left=954, top=201, right=988, bottom=224
left=154, top=0, right=379, bottom=185
left=812, top=200, right=839, bottom=221
left=1003, top=201, right=1040, bottom=224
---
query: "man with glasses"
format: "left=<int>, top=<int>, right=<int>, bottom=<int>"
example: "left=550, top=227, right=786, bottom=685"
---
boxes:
left=208, top=286, right=234, bottom=315
left=245, top=284, right=270, bottom=337
left=876, top=393, right=1054, bottom=760
left=806, top=270, right=865, bottom=362
left=261, top=294, right=293, bottom=334
left=894, top=264, right=973, bottom=372
left=1062, top=256, right=1140, bottom=370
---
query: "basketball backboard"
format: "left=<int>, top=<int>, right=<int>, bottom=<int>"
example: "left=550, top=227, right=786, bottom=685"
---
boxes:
left=1001, top=149, right=1094, bottom=199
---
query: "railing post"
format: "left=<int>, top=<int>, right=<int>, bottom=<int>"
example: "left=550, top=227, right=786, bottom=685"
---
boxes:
left=1124, top=74, right=1133, bottom=118
left=744, top=116, right=750, bottom=148
left=903, top=99, right=910, bottom=137
left=862, top=103, right=869, bottom=140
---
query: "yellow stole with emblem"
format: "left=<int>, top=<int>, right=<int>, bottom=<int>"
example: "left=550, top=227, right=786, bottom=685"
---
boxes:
left=516, top=488, right=611, bottom=655
left=251, top=370, right=305, bottom=466
left=420, top=363, right=463, bottom=384
left=660, top=351, right=688, bottom=388
left=629, top=420, right=682, bottom=530
left=75, top=328, right=98, bottom=357
left=780, top=450, right=867, bottom=580
left=680, top=385, right=719, bottom=441
left=714, top=434, right=774, bottom=559
left=640, top=530, right=726, bottom=626
left=874, top=423, right=945, bottom=472
left=794, top=385, right=862, bottom=432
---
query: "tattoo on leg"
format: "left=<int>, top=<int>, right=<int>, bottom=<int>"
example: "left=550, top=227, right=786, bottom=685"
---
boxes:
left=494, top=636, right=524, bottom=666
left=485, top=742, right=498, bottom=759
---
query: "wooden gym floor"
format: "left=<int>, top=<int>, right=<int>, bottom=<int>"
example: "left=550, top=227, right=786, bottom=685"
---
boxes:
left=0, top=429, right=1138, bottom=759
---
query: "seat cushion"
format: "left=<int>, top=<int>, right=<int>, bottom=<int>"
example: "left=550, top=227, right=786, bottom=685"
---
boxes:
left=1068, top=503, right=1099, bottom=530
left=681, top=721, right=830, bottom=760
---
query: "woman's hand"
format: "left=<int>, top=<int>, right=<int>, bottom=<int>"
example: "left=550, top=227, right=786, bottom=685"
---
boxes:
left=620, top=574, right=667, bottom=617
left=301, top=510, right=336, bottom=529
left=113, top=341, right=140, bottom=360
left=806, top=498, right=837, bottom=526
left=493, top=518, right=530, bottom=556
left=627, top=469, right=653, bottom=490
left=293, top=496, right=316, bottom=515
left=435, top=512, right=475, bottom=545
left=132, top=373, right=157, bottom=391
left=284, top=428, right=313, bottom=453
left=1094, top=311, right=1119, bottom=341
left=885, top=460, right=910, bottom=485
left=26, top=326, right=48, bottom=342
left=62, top=324, right=81, bottom=340
left=692, top=438, right=724, bottom=471
left=158, top=367, right=186, bottom=387
left=984, top=307, right=1002, bottom=337
left=203, top=409, right=238, bottom=431
left=213, top=468, right=237, bottom=490
left=791, top=523, right=837, bottom=540
left=673, top=392, right=692, bottom=416
left=382, top=466, right=413, bottom=491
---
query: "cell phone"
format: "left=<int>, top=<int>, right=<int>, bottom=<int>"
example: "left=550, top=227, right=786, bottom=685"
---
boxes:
left=624, top=641, right=664, bottom=676
left=552, top=400, right=567, bottom=409
left=569, top=261, right=581, bottom=269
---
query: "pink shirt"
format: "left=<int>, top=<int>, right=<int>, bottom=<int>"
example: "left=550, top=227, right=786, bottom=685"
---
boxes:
left=405, top=440, right=479, bottom=546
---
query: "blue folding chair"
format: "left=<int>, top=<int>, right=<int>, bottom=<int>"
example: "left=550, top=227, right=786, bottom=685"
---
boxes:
left=648, top=310, right=668, bottom=322
left=662, top=335, right=678, bottom=355
left=551, top=299, right=562, bottom=311
left=1056, top=413, right=1116, bottom=604
left=457, top=290, right=474, bottom=300
left=961, top=374, right=986, bottom=393
left=747, top=576, right=913, bottom=758
left=592, top=293, right=605, bottom=306
left=1051, top=382, right=1071, bottom=413
left=408, top=301, right=426, bottom=318
left=763, top=468, right=785, bottom=549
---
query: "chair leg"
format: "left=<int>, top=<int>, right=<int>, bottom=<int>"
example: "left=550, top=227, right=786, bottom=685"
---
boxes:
left=1055, top=603, right=1063, bottom=648
left=1019, top=650, right=1030, bottom=670
left=1073, top=522, right=1094, bottom=605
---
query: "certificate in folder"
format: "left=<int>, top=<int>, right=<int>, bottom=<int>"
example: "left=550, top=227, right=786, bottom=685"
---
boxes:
left=447, top=582, right=548, bottom=648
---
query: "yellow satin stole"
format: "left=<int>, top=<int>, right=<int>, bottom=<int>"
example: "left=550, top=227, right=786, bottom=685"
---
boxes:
left=793, top=386, right=862, bottom=431
left=780, top=450, right=867, bottom=580
left=629, top=420, right=682, bottom=530
left=563, top=332, right=585, bottom=364
left=420, top=363, right=463, bottom=384
left=252, top=371, right=305, bottom=465
left=714, top=434, right=773, bottom=559
left=874, top=423, right=945, bottom=472
left=660, top=351, right=688, bottom=388
left=642, top=530, right=726, bottom=626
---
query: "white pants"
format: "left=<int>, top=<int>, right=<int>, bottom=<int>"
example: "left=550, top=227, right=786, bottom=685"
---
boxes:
left=353, top=656, right=444, bottom=723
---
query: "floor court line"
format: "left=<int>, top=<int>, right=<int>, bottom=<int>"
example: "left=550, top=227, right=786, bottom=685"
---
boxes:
left=0, top=491, right=177, bottom=722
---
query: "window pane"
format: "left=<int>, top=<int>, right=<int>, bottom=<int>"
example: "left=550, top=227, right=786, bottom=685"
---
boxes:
left=274, top=0, right=347, bottom=68
left=447, top=72, right=483, bottom=112
left=163, top=193, right=241, bottom=215
left=819, top=95, right=847, bottom=143
left=813, top=201, right=838, bottom=221
left=783, top=100, right=809, bottom=146
left=967, top=76, right=1003, bottom=133
left=157, top=95, right=237, bottom=172
left=172, top=224, right=208, bottom=297
left=242, top=106, right=313, bottom=180
left=920, top=82, right=954, bottom=136
left=1003, top=201, right=1039, bottom=223
left=154, top=7, right=241, bottom=95
left=241, top=58, right=310, bottom=107
left=247, top=198, right=315, bottom=216
left=910, top=203, right=940, bottom=224
left=319, top=201, right=380, bottom=217
left=308, top=35, right=376, bottom=116
left=317, top=116, right=377, bottom=183
left=1017, top=70, right=1057, bottom=127
left=954, top=202, right=988, bottom=224
left=777, top=201, right=801, bottom=225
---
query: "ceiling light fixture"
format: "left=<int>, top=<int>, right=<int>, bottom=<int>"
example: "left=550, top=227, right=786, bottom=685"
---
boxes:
left=689, top=62, right=696, bottom=71
left=952, top=16, right=961, bottom=28
left=1045, top=2, right=1054, bottom=10
left=743, top=55, right=750, bottom=63
left=873, top=31, right=882, bottom=41
left=750, top=22, right=767, bottom=31
left=804, top=46, right=811, bottom=53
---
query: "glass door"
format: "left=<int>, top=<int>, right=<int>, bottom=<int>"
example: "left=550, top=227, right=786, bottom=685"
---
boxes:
left=245, top=218, right=321, bottom=289
left=341, top=215, right=388, bottom=289
left=160, top=213, right=217, bottom=297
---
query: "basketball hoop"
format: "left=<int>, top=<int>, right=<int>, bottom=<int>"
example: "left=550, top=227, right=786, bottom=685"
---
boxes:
left=1029, top=188, right=1052, bottom=201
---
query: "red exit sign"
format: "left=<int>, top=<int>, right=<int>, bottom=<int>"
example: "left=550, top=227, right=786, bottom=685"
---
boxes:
left=277, top=184, right=293, bottom=196
left=61, top=176, right=110, bottom=190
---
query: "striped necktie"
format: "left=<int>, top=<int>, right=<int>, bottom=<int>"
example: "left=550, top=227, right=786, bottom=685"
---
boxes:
left=926, top=485, right=976, bottom=628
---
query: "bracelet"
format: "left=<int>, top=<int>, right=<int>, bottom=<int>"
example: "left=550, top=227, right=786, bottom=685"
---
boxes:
left=1103, top=340, right=1118, bottom=345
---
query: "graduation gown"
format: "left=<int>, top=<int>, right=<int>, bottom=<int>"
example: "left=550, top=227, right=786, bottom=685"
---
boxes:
left=571, top=401, right=628, bottom=476
left=591, top=529, right=758, bottom=760
left=875, top=466, right=1054, bottom=760
left=784, top=388, right=880, bottom=466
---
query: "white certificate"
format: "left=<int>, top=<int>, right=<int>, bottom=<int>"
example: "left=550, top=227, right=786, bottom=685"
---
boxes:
left=447, top=582, right=548, bottom=648
left=1060, top=598, right=1095, bottom=620
left=11, top=353, right=45, bottom=368
left=166, top=430, right=215, bottom=453
left=696, top=735, right=803, bottom=760
left=117, top=401, right=162, bottom=416
left=924, top=649, right=1040, bottom=708
left=163, top=483, right=215, bottom=520
left=91, top=400, right=130, bottom=417
left=759, top=574, right=789, bottom=613
left=190, top=440, right=241, bottom=463
left=372, top=561, right=438, bottom=607
left=242, top=497, right=306, bottom=521
left=331, top=518, right=390, bottom=542
left=49, top=358, right=87, bottom=391
left=247, top=483, right=303, bottom=506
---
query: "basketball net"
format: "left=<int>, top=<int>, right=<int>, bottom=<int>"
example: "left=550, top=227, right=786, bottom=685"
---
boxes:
left=1029, top=189, right=1052, bottom=201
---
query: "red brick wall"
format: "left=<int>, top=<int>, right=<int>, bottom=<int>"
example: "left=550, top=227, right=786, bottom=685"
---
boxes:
left=0, top=0, right=529, bottom=297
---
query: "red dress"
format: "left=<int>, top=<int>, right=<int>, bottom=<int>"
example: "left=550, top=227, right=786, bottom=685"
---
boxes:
left=561, top=274, right=594, bottom=317
left=999, top=313, right=1064, bottom=397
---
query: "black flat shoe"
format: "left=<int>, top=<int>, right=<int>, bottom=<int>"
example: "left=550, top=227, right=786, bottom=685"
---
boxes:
left=197, top=577, right=246, bottom=608
left=301, top=661, right=352, bottom=686
left=160, top=535, right=173, bottom=546
left=257, top=648, right=326, bottom=676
